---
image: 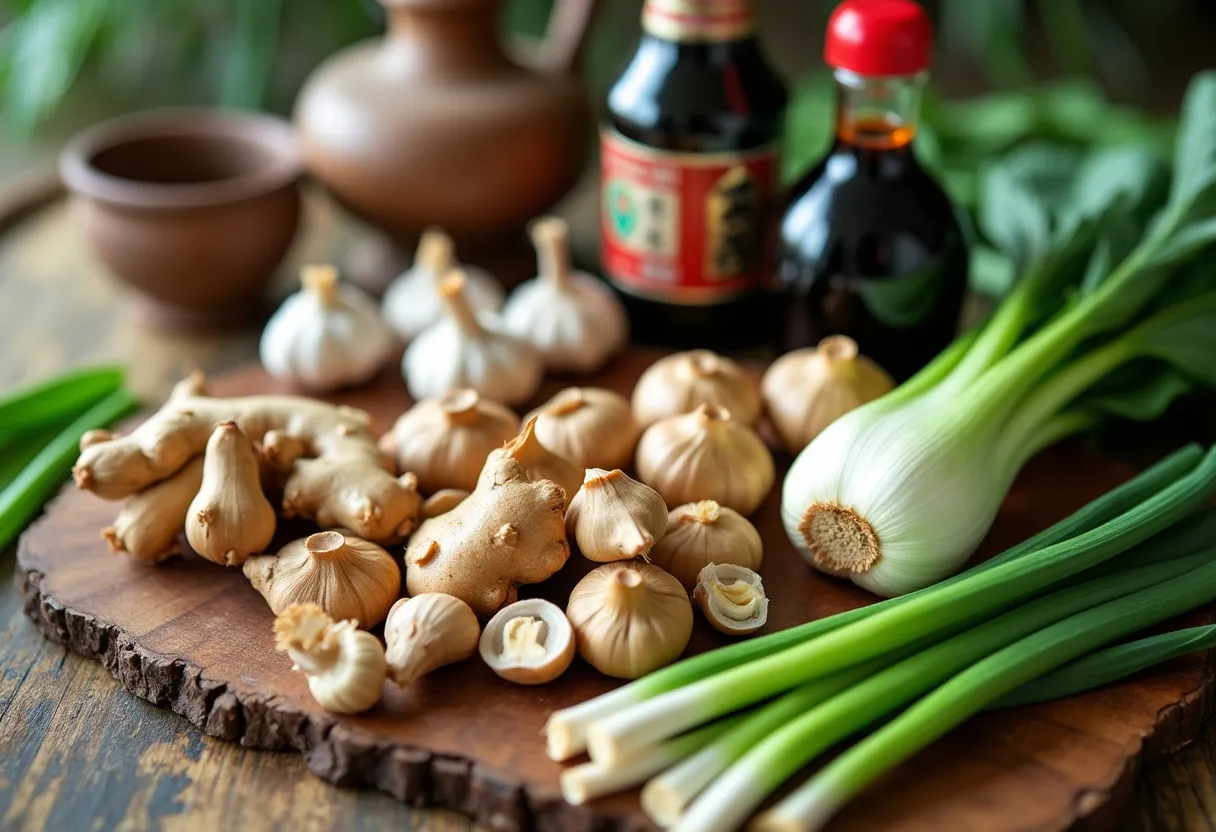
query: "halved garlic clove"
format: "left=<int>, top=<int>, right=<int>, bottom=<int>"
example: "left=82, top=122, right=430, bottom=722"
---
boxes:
left=479, top=598, right=574, bottom=684
left=384, top=593, right=481, bottom=686
left=693, top=563, right=768, bottom=636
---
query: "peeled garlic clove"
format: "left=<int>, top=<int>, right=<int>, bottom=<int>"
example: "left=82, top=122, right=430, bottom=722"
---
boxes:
left=186, top=422, right=277, bottom=566
left=524, top=387, right=639, bottom=471
left=487, top=415, right=583, bottom=504
left=422, top=488, right=470, bottom=518
left=566, top=468, right=668, bottom=562
left=636, top=404, right=774, bottom=515
left=243, top=530, right=401, bottom=627
left=479, top=598, right=575, bottom=685
left=648, top=500, right=763, bottom=590
left=382, top=228, right=504, bottom=342
left=632, top=350, right=761, bottom=427
left=260, top=264, right=395, bottom=393
left=403, top=271, right=543, bottom=406
left=502, top=216, right=628, bottom=373
left=384, top=593, right=481, bottom=685
left=762, top=335, right=895, bottom=452
left=273, top=603, right=387, bottom=714
left=694, top=563, right=768, bottom=636
left=381, top=388, right=520, bottom=493
left=566, top=562, right=692, bottom=679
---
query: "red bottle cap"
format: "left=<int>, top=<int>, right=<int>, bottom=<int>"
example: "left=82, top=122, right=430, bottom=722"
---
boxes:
left=824, top=0, right=933, bottom=77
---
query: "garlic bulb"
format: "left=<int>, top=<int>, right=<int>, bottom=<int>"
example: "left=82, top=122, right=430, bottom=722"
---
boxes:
left=479, top=598, right=575, bottom=684
left=693, top=563, right=768, bottom=636
left=566, top=562, right=693, bottom=680
left=632, top=350, right=762, bottom=427
left=403, top=271, right=543, bottom=406
left=243, top=531, right=401, bottom=627
left=273, top=603, right=386, bottom=714
left=649, top=500, right=763, bottom=590
left=525, top=387, right=639, bottom=470
left=762, top=335, right=895, bottom=452
left=565, top=468, right=668, bottom=562
left=381, top=388, right=520, bottom=493
left=381, top=227, right=504, bottom=342
left=486, top=416, right=583, bottom=505
left=502, top=216, right=628, bottom=373
left=260, top=264, right=394, bottom=392
left=384, top=593, right=481, bottom=685
left=636, top=404, right=775, bottom=515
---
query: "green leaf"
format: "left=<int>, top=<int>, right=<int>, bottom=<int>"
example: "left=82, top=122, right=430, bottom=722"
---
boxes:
left=978, top=144, right=1080, bottom=270
left=1133, top=291, right=1216, bottom=386
left=1169, top=70, right=1216, bottom=212
left=970, top=245, right=1016, bottom=298
left=1073, top=365, right=1193, bottom=422
left=1141, top=217, right=1216, bottom=271
left=1063, top=145, right=1166, bottom=233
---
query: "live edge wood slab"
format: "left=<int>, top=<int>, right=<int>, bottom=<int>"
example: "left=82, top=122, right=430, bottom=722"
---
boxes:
left=14, top=352, right=1214, bottom=832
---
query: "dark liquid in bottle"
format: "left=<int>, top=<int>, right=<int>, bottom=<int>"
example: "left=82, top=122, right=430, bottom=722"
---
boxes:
left=605, top=35, right=788, bottom=351
left=775, top=119, right=967, bottom=380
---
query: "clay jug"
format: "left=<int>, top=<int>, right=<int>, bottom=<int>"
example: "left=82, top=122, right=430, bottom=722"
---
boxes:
left=295, top=0, right=596, bottom=288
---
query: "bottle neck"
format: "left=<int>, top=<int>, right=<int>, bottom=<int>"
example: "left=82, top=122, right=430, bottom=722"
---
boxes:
left=642, top=0, right=754, bottom=43
left=833, top=68, right=926, bottom=151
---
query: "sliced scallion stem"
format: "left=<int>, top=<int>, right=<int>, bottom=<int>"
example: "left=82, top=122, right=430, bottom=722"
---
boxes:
left=0, top=366, right=124, bottom=450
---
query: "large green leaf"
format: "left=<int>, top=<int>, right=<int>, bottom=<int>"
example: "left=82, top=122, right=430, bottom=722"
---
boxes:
left=1073, top=365, right=1193, bottom=423
left=978, top=143, right=1079, bottom=270
left=1168, top=70, right=1216, bottom=213
left=1134, top=291, right=1216, bottom=386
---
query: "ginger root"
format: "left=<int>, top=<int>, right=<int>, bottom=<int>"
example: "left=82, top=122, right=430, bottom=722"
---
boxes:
left=405, top=455, right=569, bottom=617
left=102, top=455, right=204, bottom=563
left=75, top=372, right=421, bottom=562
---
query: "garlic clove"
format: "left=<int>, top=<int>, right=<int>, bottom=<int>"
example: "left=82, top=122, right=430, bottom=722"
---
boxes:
left=565, top=468, right=668, bottom=562
left=185, top=421, right=277, bottom=566
left=422, top=488, right=471, bottom=518
left=502, top=217, right=628, bottom=373
left=524, top=387, right=639, bottom=471
left=402, top=271, right=543, bottom=406
left=479, top=598, right=575, bottom=684
left=761, top=335, right=895, bottom=452
left=243, top=530, right=401, bottom=627
left=635, top=404, right=775, bottom=515
left=632, top=350, right=762, bottom=427
left=566, top=562, right=693, bottom=679
left=648, top=500, right=764, bottom=590
left=273, top=602, right=387, bottom=714
left=384, top=593, right=481, bottom=685
left=382, top=228, right=504, bottom=342
left=487, top=415, right=583, bottom=505
left=694, top=563, right=768, bottom=636
left=260, top=264, right=395, bottom=393
left=380, top=388, right=520, bottom=493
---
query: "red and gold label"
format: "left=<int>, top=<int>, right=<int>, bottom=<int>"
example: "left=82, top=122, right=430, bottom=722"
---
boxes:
left=642, top=0, right=754, bottom=42
left=600, top=129, right=780, bottom=305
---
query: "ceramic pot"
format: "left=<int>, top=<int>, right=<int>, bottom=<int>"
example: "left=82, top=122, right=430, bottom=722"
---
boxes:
left=60, top=110, right=303, bottom=331
left=294, top=0, right=596, bottom=291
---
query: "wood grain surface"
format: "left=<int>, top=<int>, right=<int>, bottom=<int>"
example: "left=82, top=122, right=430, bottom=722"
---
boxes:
left=1, top=195, right=1214, bottom=832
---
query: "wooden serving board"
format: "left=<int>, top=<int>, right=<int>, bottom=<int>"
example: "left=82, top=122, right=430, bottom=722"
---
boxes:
left=15, top=352, right=1214, bottom=832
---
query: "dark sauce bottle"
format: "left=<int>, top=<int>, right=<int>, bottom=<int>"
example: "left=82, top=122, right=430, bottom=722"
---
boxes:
left=775, top=0, right=967, bottom=380
left=601, top=0, right=788, bottom=351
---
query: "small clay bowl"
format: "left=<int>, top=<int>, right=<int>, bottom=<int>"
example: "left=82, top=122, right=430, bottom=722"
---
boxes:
left=60, top=109, right=303, bottom=331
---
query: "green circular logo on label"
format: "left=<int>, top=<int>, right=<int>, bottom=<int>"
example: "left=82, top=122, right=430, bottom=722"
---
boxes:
left=606, top=182, right=638, bottom=240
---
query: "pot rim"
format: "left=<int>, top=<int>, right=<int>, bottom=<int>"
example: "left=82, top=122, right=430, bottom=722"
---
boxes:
left=59, top=108, right=303, bottom=211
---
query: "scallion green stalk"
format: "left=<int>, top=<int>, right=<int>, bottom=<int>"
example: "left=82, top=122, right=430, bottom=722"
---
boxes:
left=0, top=366, right=125, bottom=450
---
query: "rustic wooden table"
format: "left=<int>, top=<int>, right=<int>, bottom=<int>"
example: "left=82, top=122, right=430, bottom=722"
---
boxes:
left=0, top=186, right=1212, bottom=832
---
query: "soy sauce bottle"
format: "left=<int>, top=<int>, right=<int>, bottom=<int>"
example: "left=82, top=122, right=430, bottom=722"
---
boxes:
left=601, top=0, right=788, bottom=351
left=775, top=0, right=967, bottom=380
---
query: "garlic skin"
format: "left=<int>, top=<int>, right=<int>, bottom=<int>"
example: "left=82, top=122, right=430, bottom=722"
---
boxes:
left=694, top=563, right=768, bottom=636
left=632, top=350, right=761, bottom=427
left=380, top=388, right=520, bottom=493
left=502, top=216, right=628, bottom=373
left=525, top=387, right=639, bottom=470
left=649, top=500, right=763, bottom=590
left=243, top=530, right=401, bottom=627
left=567, top=562, right=693, bottom=679
left=260, top=264, right=394, bottom=393
left=403, top=271, right=543, bottom=406
left=384, top=593, right=481, bottom=685
left=479, top=598, right=575, bottom=684
left=636, top=404, right=775, bottom=515
left=486, top=416, right=583, bottom=505
left=273, top=603, right=386, bottom=714
left=565, top=468, right=668, bottom=562
left=382, top=227, right=504, bottom=342
left=185, top=422, right=276, bottom=566
left=762, top=335, right=895, bottom=452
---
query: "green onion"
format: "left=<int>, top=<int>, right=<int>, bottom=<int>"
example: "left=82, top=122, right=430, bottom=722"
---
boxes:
left=0, top=389, right=139, bottom=551
left=994, top=623, right=1216, bottom=708
left=542, top=444, right=1203, bottom=761
left=0, top=366, right=125, bottom=450
left=583, top=447, right=1216, bottom=764
left=754, top=556, right=1216, bottom=832
left=0, top=423, right=69, bottom=490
